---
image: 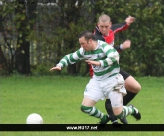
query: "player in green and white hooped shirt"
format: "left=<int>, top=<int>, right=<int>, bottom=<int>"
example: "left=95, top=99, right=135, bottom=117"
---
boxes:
left=50, top=30, right=141, bottom=124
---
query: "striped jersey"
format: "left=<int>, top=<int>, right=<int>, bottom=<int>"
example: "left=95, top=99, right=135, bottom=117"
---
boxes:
left=56, top=40, right=120, bottom=80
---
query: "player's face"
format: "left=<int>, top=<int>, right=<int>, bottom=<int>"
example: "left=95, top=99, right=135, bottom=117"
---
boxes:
left=79, top=37, right=92, bottom=51
left=98, top=21, right=111, bottom=36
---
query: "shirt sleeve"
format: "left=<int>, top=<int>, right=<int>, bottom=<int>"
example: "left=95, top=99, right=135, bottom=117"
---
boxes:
left=99, top=44, right=119, bottom=67
left=56, top=48, right=84, bottom=67
left=111, top=22, right=129, bottom=34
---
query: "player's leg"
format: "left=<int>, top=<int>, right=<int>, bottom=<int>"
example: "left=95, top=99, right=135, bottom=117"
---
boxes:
left=103, top=74, right=126, bottom=124
left=81, top=97, right=109, bottom=123
left=105, top=99, right=119, bottom=124
left=81, top=79, right=109, bottom=123
left=121, top=70, right=141, bottom=105
left=109, top=91, right=141, bottom=121
left=104, top=71, right=130, bottom=124
left=105, top=99, right=128, bottom=124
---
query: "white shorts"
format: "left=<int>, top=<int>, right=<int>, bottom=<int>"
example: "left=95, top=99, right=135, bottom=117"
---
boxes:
left=84, top=74, right=126, bottom=103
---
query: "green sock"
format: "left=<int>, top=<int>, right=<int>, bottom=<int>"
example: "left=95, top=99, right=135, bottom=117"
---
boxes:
left=116, top=106, right=135, bottom=119
left=115, top=111, right=124, bottom=119
left=100, top=114, right=108, bottom=123
left=81, top=105, right=104, bottom=119
left=123, top=106, right=134, bottom=116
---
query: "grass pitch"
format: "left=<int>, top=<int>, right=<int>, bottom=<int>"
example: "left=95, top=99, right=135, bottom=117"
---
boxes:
left=0, top=75, right=164, bottom=135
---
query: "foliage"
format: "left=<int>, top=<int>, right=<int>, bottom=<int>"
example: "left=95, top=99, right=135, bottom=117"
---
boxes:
left=0, top=0, right=164, bottom=76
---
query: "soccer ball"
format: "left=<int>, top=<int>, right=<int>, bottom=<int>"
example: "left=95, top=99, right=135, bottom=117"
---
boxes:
left=26, top=113, right=43, bottom=124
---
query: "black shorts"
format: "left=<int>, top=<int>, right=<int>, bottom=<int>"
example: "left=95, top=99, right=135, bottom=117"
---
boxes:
left=120, top=70, right=130, bottom=80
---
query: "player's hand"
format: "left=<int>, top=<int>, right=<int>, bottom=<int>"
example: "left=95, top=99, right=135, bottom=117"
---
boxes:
left=85, top=60, right=101, bottom=66
left=125, top=15, right=135, bottom=25
left=121, top=40, right=131, bottom=50
left=50, top=66, right=61, bottom=71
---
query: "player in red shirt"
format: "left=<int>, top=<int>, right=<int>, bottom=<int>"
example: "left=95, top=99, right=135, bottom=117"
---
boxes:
left=91, top=14, right=141, bottom=124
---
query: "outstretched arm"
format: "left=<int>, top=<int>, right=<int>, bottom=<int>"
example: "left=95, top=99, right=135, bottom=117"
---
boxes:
left=113, top=16, right=134, bottom=53
left=50, top=48, right=84, bottom=71
left=111, top=15, right=135, bottom=34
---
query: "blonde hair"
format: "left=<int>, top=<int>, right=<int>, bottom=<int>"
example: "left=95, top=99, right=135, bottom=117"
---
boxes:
left=98, top=14, right=111, bottom=23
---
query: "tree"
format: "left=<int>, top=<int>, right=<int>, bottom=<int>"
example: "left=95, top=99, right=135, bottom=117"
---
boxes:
left=0, top=0, right=38, bottom=75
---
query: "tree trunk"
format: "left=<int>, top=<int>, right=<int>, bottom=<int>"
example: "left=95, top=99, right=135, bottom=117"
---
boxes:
left=0, top=45, right=9, bottom=75
left=15, top=40, right=31, bottom=74
left=14, top=0, right=37, bottom=75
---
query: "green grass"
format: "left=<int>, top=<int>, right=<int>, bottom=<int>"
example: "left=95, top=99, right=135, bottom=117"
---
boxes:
left=0, top=75, right=164, bottom=136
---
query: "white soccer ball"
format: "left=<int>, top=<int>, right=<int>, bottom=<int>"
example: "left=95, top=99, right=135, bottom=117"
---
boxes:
left=26, top=113, right=43, bottom=124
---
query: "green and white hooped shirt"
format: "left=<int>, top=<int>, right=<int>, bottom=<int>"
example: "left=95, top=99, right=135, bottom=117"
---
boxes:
left=57, top=40, right=120, bottom=80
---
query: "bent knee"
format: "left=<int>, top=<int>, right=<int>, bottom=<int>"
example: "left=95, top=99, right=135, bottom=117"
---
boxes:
left=125, top=76, right=141, bottom=93
left=126, top=83, right=141, bottom=93
left=132, top=83, right=141, bottom=93
left=136, top=84, right=141, bottom=92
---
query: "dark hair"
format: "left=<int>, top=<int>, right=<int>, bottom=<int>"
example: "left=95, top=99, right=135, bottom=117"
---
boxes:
left=78, top=30, right=96, bottom=41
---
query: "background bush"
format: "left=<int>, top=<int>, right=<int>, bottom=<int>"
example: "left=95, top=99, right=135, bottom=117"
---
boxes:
left=0, top=0, right=164, bottom=76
